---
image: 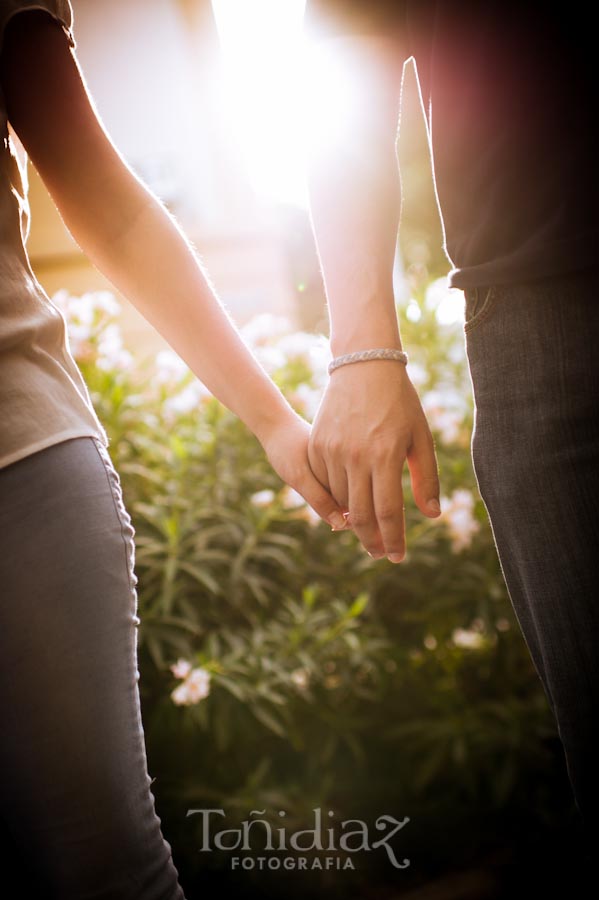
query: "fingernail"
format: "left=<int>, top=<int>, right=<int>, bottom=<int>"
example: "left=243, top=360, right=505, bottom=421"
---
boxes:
left=387, top=552, right=405, bottom=563
left=427, top=499, right=441, bottom=516
left=368, top=550, right=385, bottom=560
left=329, top=512, right=347, bottom=531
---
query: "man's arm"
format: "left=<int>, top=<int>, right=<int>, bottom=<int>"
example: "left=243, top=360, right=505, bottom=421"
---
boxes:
left=0, top=11, right=347, bottom=530
left=305, top=33, right=441, bottom=562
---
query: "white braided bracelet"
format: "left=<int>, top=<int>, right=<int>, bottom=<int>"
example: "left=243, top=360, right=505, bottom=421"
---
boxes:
left=328, top=347, right=408, bottom=376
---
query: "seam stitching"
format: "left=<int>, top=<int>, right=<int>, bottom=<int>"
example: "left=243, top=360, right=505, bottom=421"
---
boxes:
left=90, top=437, right=137, bottom=597
left=463, top=286, right=498, bottom=334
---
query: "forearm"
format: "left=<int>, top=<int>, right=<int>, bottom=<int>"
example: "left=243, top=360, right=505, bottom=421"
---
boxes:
left=66, top=178, right=295, bottom=443
left=305, top=36, right=404, bottom=356
left=308, top=138, right=403, bottom=356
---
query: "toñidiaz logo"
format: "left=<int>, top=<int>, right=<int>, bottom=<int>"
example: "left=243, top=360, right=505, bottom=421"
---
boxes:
left=186, top=807, right=410, bottom=871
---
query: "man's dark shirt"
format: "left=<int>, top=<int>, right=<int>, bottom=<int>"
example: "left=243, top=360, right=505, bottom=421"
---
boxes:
left=304, top=1, right=597, bottom=289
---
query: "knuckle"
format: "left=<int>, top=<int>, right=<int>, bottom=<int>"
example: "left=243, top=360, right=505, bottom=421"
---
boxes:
left=348, top=508, right=370, bottom=528
left=376, top=504, right=401, bottom=522
left=326, top=437, right=345, bottom=458
left=373, top=445, right=401, bottom=467
left=394, top=425, right=412, bottom=448
left=347, top=444, right=364, bottom=466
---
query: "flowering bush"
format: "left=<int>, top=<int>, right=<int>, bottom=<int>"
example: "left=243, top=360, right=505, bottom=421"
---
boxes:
left=52, top=283, right=572, bottom=897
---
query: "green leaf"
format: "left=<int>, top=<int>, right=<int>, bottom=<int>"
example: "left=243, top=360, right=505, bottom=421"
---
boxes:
left=178, top=561, right=222, bottom=595
left=214, top=675, right=247, bottom=702
left=347, top=592, right=369, bottom=618
left=252, top=705, right=286, bottom=738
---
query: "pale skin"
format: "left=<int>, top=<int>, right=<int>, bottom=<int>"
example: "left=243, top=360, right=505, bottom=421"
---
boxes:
left=0, top=12, right=349, bottom=531
left=305, top=34, right=442, bottom=562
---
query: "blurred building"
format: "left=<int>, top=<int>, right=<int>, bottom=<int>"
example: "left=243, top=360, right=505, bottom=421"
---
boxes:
left=26, top=0, right=315, bottom=361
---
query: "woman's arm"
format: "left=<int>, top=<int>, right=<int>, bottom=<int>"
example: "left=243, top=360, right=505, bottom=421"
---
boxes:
left=0, top=11, right=347, bottom=529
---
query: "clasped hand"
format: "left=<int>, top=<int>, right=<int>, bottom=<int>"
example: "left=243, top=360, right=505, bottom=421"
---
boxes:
left=261, top=360, right=441, bottom=563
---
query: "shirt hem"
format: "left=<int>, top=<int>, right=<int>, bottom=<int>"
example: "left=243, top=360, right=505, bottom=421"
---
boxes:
left=0, top=427, right=110, bottom=472
left=447, top=244, right=599, bottom=290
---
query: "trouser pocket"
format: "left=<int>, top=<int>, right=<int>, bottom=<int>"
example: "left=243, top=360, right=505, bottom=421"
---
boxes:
left=463, top=285, right=497, bottom=333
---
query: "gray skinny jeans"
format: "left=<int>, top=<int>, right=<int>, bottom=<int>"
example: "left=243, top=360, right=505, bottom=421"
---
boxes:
left=463, top=267, right=599, bottom=846
left=0, top=435, right=186, bottom=899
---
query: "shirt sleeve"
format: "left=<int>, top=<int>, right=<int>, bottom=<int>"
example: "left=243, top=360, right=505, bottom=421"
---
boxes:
left=0, top=0, right=75, bottom=56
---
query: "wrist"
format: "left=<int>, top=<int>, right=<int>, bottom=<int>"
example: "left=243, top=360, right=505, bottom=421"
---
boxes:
left=329, top=300, right=402, bottom=357
left=330, top=329, right=403, bottom=357
left=247, top=392, right=302, bottom=448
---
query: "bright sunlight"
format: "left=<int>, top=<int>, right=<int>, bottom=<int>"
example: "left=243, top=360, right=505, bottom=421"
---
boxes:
left=211, top=0, right=357, bottom=209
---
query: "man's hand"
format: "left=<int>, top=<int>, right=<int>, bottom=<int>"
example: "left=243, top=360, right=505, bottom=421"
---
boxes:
left=307, top=359, right=440, bottom=562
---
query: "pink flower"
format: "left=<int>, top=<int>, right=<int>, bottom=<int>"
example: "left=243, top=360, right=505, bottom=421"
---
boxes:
left=170, top=658, right=192, bottom=680
left=171, top=666, right=211, bottom=706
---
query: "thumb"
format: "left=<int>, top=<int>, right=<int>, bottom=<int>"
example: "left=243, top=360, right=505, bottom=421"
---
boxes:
left=406, top=420, right=441, bottom=518
left=295, top=470, right=349, bottom=532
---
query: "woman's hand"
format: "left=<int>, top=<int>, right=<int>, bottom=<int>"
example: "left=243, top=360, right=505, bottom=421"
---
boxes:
left=257, top=410, right=349, bottom=531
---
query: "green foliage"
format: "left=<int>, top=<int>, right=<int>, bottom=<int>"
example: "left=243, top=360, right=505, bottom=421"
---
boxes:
left=56, top=286, right=571, bottom=897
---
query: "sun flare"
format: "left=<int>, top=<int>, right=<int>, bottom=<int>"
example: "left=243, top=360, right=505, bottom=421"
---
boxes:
left=211, top=0, right=357, bottom=209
